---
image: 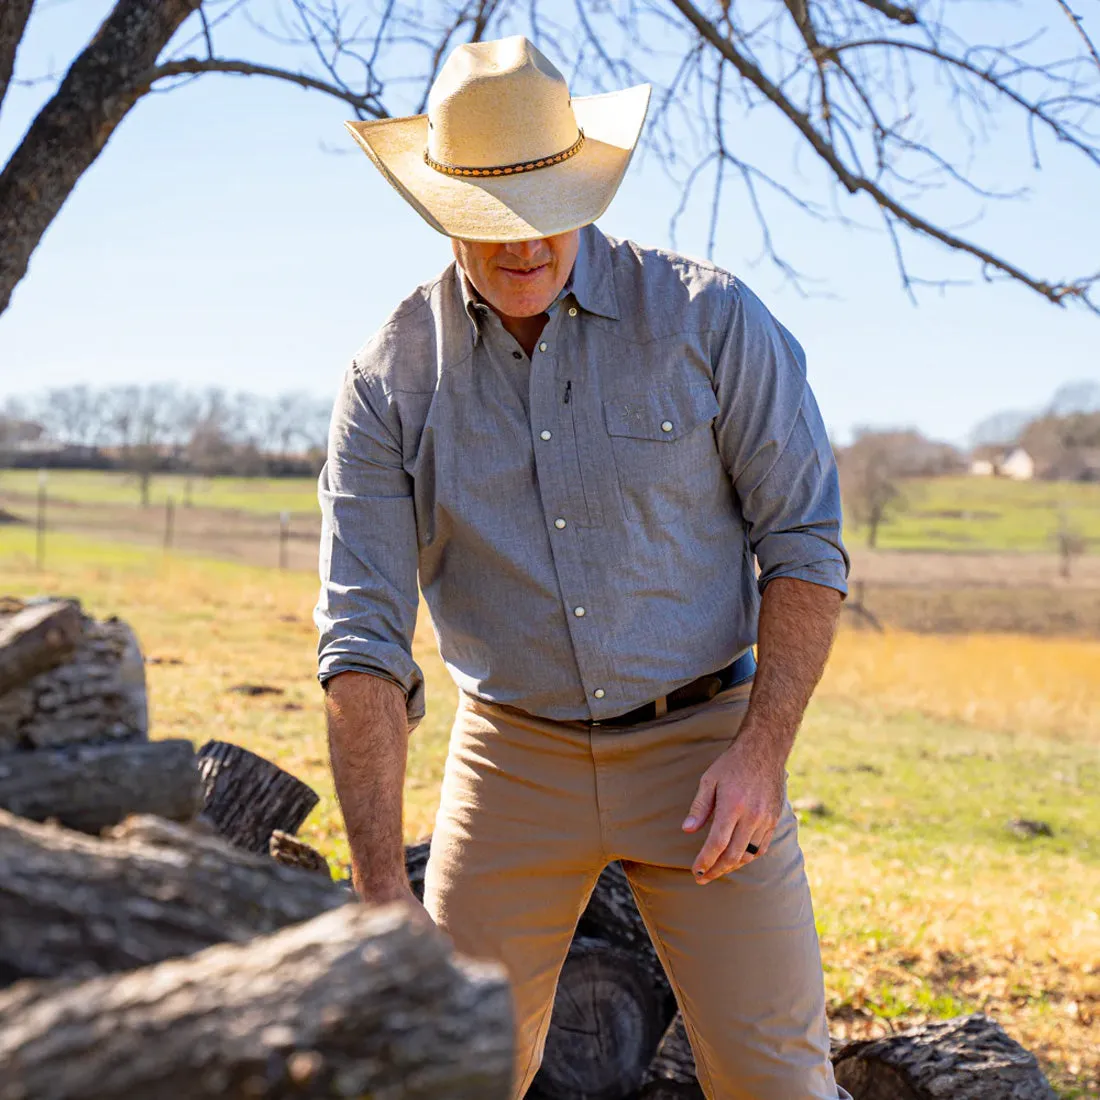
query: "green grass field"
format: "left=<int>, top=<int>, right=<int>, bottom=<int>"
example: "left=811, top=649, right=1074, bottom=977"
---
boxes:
left=0, top=468, right=319, bottom=515
left=854, top=475, right=1100, bottom=553
left=3, top=468, right=1098, bottom=553
left=1, top=527, right=1097, bottom=1095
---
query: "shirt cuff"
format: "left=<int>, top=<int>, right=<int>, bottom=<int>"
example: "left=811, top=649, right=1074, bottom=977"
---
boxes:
left=317, top=642, right=426, bottom=729
left=755, top=532, right=850, bottom=598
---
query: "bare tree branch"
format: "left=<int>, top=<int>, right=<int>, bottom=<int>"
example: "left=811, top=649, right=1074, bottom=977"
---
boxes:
left=146, top=57, right=388, bottom=118
left=1052, top=0, right=1100, bottom=74
left=666, top=0, right=1099, bottom=312
left=0, top=0, right=201, bottom=316
left=852, top=0, right=918, bottom=26
left=0, top=0, right=35, bottom=115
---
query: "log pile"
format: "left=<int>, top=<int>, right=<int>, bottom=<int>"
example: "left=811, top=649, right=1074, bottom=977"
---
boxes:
left=0, top=599, right=514, bottom=1098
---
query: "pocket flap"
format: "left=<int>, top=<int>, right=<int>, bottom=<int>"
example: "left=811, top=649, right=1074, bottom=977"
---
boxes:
left=603, top=383, right=720, bottom=441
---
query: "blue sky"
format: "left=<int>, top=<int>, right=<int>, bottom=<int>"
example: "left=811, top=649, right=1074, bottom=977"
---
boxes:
left=0, top=1, right=1096, bottom=444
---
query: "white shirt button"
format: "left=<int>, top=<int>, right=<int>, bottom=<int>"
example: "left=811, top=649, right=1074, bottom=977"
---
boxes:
left=538, top=341, right=548, bottom=352
left=568, top=307, right=578, bottom=317
left=593, top=688, right=605, bottom=699
left=573, top=606, right=586, bottom=617
left=661, top=420, right=674, bottom=433
left=540, top=429, right=552, bottom=441
left=554, top=518, right=566, bottom=529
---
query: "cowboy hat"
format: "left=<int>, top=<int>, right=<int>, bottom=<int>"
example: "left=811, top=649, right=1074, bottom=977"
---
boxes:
left=345, top=36, right=650, bottom=242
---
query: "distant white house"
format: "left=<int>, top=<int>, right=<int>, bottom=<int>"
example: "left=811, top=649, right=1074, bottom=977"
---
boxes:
left=969, top=446, right=1035, bottom=480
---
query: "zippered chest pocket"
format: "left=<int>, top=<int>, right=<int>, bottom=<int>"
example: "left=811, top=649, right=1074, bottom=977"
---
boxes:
left=603, top=382, right=723, bottom=525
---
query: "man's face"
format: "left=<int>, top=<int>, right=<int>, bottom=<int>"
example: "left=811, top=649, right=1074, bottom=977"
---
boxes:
left=452, top=230, right=580, bottom=320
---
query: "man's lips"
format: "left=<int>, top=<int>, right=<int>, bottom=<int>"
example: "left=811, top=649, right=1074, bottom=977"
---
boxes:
left=498, top=263, right=549, bottom=280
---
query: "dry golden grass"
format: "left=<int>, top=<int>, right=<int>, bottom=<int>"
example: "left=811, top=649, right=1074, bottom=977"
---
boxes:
left=1, top=530, right=1096, bottom=1096
left=817, top=631, right=1100, bottom=742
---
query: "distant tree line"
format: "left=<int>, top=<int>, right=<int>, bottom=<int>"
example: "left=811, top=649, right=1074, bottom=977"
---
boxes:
left=0, top=385, right=333, bottom=505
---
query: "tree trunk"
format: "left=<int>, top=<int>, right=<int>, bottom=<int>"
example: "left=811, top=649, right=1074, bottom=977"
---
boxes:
left=530, top=938, right=666, bottom=1100
left=0, top=0, right=35, bottom=111
left=831, top=1014, right=1057, bottom=1100
left=0, top=902, right=514, bottom=1100
left=0, top=809, right=349, bottom=985
left=0, top=738, right=200, bottom=834
left=0, top=608, right=147, bottom=753
left=196, top=740, right=319, bottom=853
left=0, top=0, right=200, bottom=316
left=0, top=599, right=83, bottom=700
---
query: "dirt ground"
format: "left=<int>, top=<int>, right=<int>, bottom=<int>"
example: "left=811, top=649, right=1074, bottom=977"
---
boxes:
left=3, top=492, right=1098, bottom=636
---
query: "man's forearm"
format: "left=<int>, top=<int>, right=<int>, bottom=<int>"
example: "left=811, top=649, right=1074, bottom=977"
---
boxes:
left=740, top=576, right=842, bottom=763
left=325, top=671, right=411, bottom=901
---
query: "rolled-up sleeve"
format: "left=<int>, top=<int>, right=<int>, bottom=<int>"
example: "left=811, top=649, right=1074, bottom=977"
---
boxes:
left=314, top=360, right=425, bottom=726
left=712, top=279, right=850, bottom=596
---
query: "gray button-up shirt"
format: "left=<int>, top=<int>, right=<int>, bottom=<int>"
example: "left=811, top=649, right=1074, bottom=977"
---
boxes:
left=316, top=224, right=849, bottom=725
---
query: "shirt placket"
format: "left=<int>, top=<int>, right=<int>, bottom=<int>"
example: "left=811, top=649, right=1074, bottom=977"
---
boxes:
left=528, top=304, right=619, bottom=718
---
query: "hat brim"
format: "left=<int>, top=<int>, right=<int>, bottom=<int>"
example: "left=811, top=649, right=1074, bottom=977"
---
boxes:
left=345, top=84, right=651, bottom=241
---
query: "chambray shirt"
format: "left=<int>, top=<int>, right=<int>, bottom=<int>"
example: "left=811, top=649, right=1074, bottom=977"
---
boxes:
left=315, top=224, right=849, bottom=725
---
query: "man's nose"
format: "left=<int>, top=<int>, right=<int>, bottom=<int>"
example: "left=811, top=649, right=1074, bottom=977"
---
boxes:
left=502, top=239, right=546, bottom=263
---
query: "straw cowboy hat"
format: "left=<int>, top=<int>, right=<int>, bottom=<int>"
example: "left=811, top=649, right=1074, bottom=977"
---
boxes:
left=345, top=36, right=651, bottom=241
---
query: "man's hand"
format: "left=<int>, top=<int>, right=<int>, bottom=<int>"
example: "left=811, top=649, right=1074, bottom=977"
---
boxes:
left=682, top=726, right=786, bottom=883
left=681, top=577, right=843, bottom=884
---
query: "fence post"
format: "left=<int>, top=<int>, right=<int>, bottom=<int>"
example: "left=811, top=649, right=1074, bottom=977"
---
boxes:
left=164, top=497, right=175, bottom=552
left=35, top=468, right=47, bottom=571
left=279, top=510, right=290, bottom=570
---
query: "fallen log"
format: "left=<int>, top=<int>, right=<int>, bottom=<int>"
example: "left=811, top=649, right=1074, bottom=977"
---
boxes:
left=197, top=740, right=319, bottom=853
left=636, top=1084, right=704, bottom=1100
left=831, top=1014, right=1057, bottom=1100
left=0, top=739, right=201, bottom=834
left=0, top=605, right=146, bottom=752
left=530, top=937, right=666, bottom=1100
left=0, top=599, right=83, bottom=700
left=0, top=902, right=514, bottom=1100
left=0, top=810, right=350, bottom=985
left=406, top=836, right=431, bottom=900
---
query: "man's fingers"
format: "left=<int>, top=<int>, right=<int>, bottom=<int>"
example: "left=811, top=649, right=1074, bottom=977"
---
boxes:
left=696, top=814, right=757, bottom=883
left=691, top=799, right=738, bottom=879
left=682, top=774, right=717, bottom=833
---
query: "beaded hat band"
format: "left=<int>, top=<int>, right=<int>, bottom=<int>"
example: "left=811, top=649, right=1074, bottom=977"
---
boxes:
left=424, top=131, right=586, bottom=179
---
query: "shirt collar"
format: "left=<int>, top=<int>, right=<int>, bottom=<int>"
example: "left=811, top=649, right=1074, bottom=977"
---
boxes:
left=456, top=221, right=620, bottom=342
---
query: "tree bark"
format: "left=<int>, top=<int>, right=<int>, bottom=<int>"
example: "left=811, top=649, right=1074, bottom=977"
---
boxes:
left=644, top=1013, right=698, bottom=1088
left=0, top=610, right=147, bottom=753
left=268, top=829, right=330, bottom=878
left=831, top=1014, right=1057, bottom=1100
left=0, top=0, right=34, bottom=111
left=0, top=902, right=514, bottom=1100
left=406, top=836, right=431, bottom=900
left=0, top=599, right=83, bottom=700
left=196, top=740, right=319, bottom=853
left=0, top=0, right=200, bottom=316
left=635, top=1084, right=704, bottom=1100
left=0, top=738, right=200, bottom=834
left=0, top=809, right=349, bottom=985
left=530, top=937, right=666, bottom=1100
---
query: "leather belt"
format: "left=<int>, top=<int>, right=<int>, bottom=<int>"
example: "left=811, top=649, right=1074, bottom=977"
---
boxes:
left=587, top=650, right=756, bottom=729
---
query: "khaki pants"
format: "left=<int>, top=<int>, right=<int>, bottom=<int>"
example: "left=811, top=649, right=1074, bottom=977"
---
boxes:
left=423, top=682, right=849, bottom=1100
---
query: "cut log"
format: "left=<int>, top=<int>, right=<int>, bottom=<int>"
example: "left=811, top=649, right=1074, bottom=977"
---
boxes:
left=0, top=810, right=350, bottom=985
left=406, top=836, right=432, bottom=900
left=0, top=902, right=513, bottom=1100
left=644, top=1013, right=697, bottom=1087
left=269, top=829, right=330, bottom=877
left=0, top=599, right=83, bottom=699
left=0, top=739, right=201, bottom=833
left=831, top=1014, right=1057, bottom=1100
left=530, top=937, right=666, bottom=1100
left=579, top=861, right=678, bottom=1025
left=196, top=740, right=319, bottom=853
left=635, top=1084, right=704, bottom=1100
left=0, top=606, right=146, bottom=752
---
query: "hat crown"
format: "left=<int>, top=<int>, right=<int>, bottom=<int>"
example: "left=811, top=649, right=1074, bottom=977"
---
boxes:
left=427, top=36, right=579, bottom=169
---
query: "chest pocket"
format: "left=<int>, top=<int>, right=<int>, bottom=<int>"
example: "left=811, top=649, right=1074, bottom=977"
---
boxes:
left=603, top=382, right=722, bottom=525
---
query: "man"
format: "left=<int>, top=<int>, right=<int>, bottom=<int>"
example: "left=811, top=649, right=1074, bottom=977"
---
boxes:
left=317, top=34, right=852, bottom=1100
